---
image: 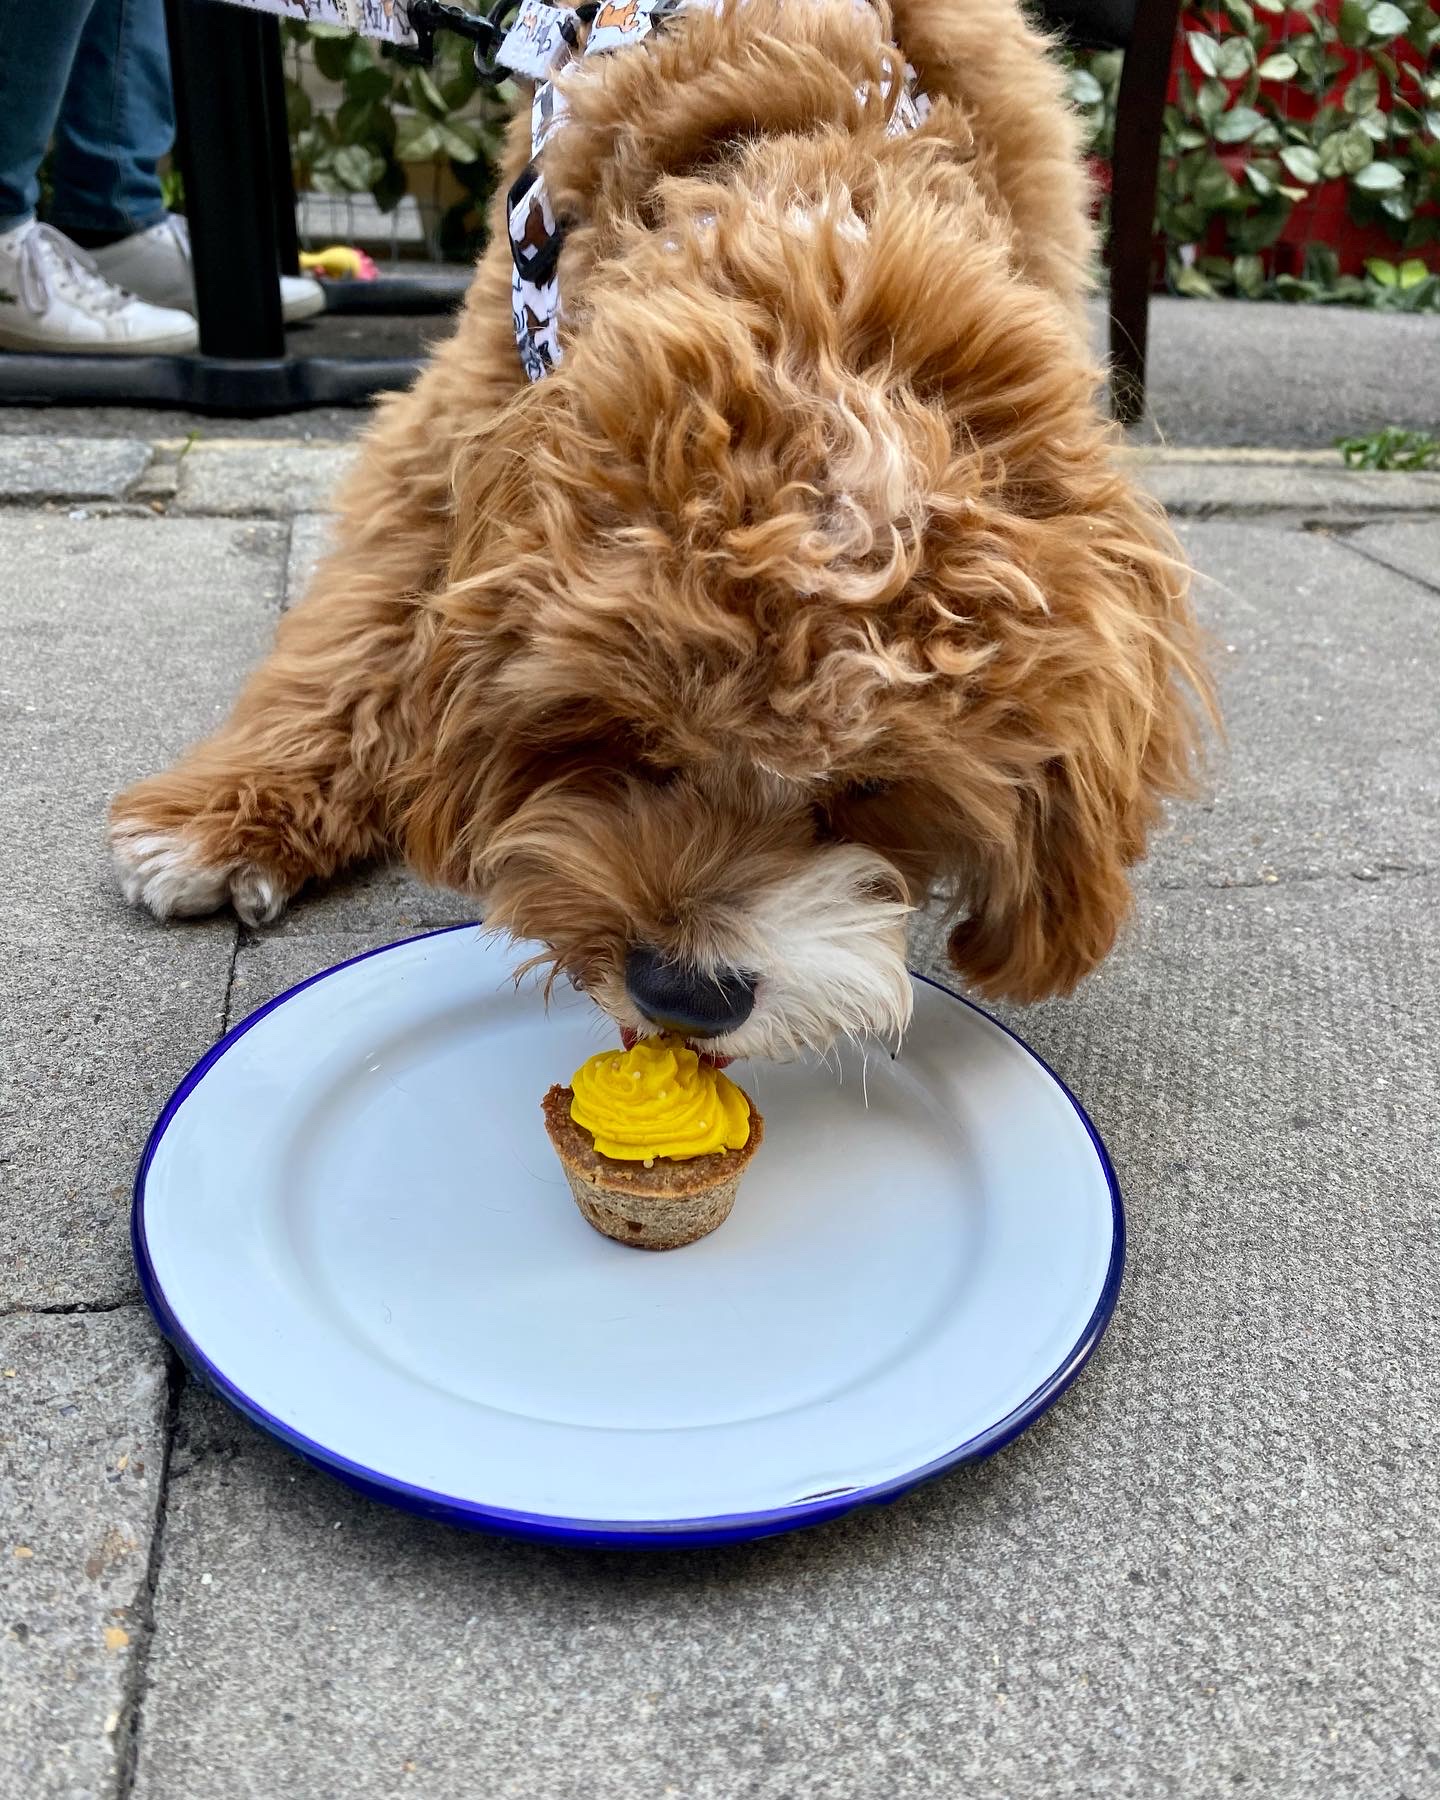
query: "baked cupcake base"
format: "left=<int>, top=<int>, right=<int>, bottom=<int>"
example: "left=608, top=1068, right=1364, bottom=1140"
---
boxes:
left=541, top=1084, right=764, bottom=1251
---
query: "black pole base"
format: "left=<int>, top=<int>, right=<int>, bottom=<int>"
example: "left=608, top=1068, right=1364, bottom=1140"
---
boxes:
left=0, top=352, right=422, bottom=416
left=320, top=273, right=471, bottom=315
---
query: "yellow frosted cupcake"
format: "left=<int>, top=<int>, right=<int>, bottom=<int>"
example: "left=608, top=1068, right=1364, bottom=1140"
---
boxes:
left=541, top=1036, right=763, bottom=1250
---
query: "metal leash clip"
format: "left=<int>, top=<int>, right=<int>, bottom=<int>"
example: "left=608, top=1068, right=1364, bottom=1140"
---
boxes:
left=400, top=0, right=526, bottom=77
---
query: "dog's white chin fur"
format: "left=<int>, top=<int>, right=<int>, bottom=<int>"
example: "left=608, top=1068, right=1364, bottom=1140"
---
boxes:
left=592, top=844, right=915, bottom=1062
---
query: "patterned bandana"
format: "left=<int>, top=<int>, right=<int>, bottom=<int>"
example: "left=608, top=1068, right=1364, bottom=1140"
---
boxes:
left=494, top=0, right=930, bottom=379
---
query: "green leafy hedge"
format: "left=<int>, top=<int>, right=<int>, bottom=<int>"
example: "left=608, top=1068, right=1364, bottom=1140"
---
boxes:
left=282, top=21, right=509, bottom=260
left=1067, top=0, right=1440, bottom=302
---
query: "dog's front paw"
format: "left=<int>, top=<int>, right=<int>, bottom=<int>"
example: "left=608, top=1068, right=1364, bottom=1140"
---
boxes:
left=110, top=822, right=291, bottom=927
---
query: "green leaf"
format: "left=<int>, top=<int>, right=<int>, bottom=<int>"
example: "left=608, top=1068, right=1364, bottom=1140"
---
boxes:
left=1337, top=429, right=1440, bottom=470
left=309, top=164, right=349, bottom=198
left=372, top=158, right=408, bottom=215
left=1215, top=35, right=1256, bottom=79
left=1173, top=127, right=1209, bottom=151
left=1244, top=162, right=1276, bottom=195
left=409, top=66, right=449, bottom=116
left=1397, top=274, right=1440, bottom=308
left=437, top=121, right=484, bottom=162
left=1193, top=160, right=1242, bottom=207
left=1304, top=243, right=1341, bottom=285
left=1340, top=123, right=1377, bottom=172
left=1068, top=68, right=1104, bottom=107
left=1253, top=0, right=1286, bottom=12
left=1352, top=159, right=1406, bottom=190
left=1233, top=251, right=1266, bottom=296
left=1196, top=78, right=1230, bottom=123
left=1161, top=201, right=1208, bottom=238
left=394, top=114, right=442, bottom=162
left=332, top=144, right=384, bottom=193
left=1186, top=31, right=1221, bottom=76
left=1251, top=122, right=1282, bottom=148
left=1173, top=264, right=1217, bottom=297
left=1357, top=108, right=1389, bottom=142
left=1399, top=257, right=1430, bottom=286
left=334, top=95, right=394, bottom=150
left=1221, top=0, right=1256, bottom=27
left=440, top=61, right=481, bottom=110
left=1426, top=111, right=1440, bottom=138
left=1292, top=36, right=1332, bottom=82
left=1365, top=1, right=1410, bottom=41
left=346, top=65, right=394, bottom=104
left=1379, top=190, right=1414, bottom=219
left=1280, top=143, right=1322, bottom=182
left=1213, top=105, right=1265, bottom=142
left=311, top=33, right=354, bottom=81
left=295, top=123, right=334, bottom=165
left=1235, top=199, right=1297, bottom=248
left=1257, top=52, right=1299, bottom=79
left=348, top=36, right=378, bottom=78
left=1342, top=66, right=1381, bottom=113
left=1338, top=0, right=1371, bottom=43
left=1274, top=274, right=1319, bottom=300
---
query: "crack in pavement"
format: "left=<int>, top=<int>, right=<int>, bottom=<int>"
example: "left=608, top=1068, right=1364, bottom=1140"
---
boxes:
left=0, top=1297, right=139, bottom=1318
left=1327, top=529, right=1440, bottom=601
left=113, top=1352, right=184, bottom=1800
left=1153, top=863, right=1435, bottom=895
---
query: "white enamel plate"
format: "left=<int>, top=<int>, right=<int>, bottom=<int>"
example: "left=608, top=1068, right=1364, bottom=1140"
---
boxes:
left=135, top=925, right=1122, bottom=1546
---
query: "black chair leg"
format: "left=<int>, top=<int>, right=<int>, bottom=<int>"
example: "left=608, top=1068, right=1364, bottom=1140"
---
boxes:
left=164, top=0, right=285, bottom=359
left=1105, top=0, right=1181, bottom=425
left=259, top=15, right=303, bottom=278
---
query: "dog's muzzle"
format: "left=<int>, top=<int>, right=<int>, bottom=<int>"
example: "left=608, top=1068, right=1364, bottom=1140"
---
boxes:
left=624, top=945, right=757, bottom=1039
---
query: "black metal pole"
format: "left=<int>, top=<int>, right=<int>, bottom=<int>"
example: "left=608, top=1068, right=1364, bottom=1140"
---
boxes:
left=258, top=13, right=303, bottom=277
left=164, top=0, right=286, bottom=359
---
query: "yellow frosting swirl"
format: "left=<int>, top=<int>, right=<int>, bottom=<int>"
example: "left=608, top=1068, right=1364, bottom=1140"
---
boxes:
left=569, top=1036, right=751, bottom=1162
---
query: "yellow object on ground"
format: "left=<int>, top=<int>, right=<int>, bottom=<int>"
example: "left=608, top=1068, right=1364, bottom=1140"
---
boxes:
left=298, top=246, right=376, bottom=280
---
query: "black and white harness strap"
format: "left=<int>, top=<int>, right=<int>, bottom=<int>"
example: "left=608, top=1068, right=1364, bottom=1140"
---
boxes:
left=493, top=0, right=930, bottom=380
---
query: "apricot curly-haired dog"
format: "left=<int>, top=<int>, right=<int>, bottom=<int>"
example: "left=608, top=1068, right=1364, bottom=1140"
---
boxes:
left=111, top=0, right=1210, bottom=1061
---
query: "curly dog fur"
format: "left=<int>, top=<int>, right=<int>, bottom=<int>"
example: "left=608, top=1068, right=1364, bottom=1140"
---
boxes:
left=111, top=0, right=1211, bottom=1060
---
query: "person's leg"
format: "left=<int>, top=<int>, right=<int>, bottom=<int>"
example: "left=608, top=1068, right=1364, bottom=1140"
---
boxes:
left=0, top=0, right=99, bottom=232
left=46, top=0, right=171, bottom=241
left=0, top=0, right=196, bottom=351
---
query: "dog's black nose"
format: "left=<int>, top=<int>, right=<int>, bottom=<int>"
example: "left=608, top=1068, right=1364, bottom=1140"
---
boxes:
left=624, top=946, right=757, bottom=1039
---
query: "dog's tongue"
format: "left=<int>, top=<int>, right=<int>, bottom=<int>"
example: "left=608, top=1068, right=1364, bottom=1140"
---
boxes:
left=619, top=1024, right=732, bottom=1070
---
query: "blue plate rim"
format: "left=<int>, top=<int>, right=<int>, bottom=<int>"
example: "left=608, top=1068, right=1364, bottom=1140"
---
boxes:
left=132, top=922, right=1125, bottom=1549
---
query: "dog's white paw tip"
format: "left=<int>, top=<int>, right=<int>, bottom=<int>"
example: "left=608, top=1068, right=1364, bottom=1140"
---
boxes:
left=231, top=867, right=288, bottom=928
left=110, top=828, right=291, bottom=927
left=110, top=829, right=232, bottom=921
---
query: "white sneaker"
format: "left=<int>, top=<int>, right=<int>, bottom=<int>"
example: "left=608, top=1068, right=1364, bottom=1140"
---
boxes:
left=92, top=214, right=326, bottom=324
left=0, top=220, right=199, bottom=354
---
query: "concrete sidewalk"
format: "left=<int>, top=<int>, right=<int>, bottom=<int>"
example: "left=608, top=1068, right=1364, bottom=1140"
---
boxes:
left=1, top=435, right=1437, bottom=1799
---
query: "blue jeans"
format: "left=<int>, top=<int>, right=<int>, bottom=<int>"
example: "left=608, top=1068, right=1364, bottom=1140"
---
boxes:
left=0, top=0, right=171, bottom=236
